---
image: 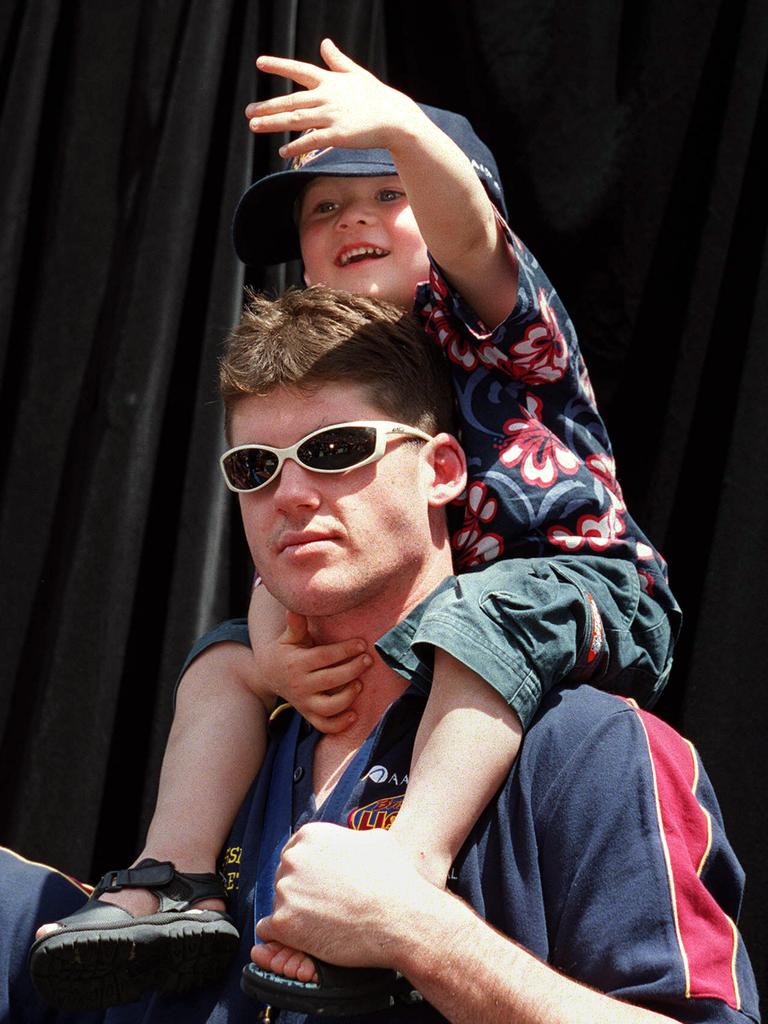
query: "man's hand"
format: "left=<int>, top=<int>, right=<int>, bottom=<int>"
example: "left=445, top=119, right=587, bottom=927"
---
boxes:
left=253, top=823, right=682, bottom=1024
left=262, top=612, right=372, bottom=733
left=245, top=38, right=423, bottom=160
left=253, top=824, right=430, bottom=971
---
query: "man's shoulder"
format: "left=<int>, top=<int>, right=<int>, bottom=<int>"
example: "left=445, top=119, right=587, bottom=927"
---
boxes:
left=518, top=683, right=723, bottom=840
left=518, top=684, right=663, bottom=799
left=525, top=682, right=636, bottom=746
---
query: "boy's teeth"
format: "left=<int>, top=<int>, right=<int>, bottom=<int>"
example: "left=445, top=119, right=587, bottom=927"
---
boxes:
left=339, top=246, right=387, bottom=266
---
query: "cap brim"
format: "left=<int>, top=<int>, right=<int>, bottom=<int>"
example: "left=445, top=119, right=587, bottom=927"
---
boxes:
left=232, top=163, right=399, bottom=267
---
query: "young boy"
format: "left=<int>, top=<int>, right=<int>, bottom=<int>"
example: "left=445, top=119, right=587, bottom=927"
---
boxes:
left=31, top=40, right=680, bottom=1011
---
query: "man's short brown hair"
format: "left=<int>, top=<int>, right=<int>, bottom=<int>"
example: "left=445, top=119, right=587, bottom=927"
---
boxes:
left=220, top=286, right=455, bottom=435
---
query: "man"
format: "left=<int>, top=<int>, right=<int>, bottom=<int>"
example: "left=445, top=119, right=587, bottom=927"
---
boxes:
left=10, top=287, right=760, bottom=1023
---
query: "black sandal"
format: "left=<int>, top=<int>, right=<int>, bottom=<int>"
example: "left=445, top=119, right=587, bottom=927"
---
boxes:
left=241, top=959, right=422, bottom=1016
left=29, top=858, right=240, bottom=1011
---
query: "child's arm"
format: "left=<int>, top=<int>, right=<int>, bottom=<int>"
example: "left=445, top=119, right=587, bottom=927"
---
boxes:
left=247, top=39, right=517, bottom=327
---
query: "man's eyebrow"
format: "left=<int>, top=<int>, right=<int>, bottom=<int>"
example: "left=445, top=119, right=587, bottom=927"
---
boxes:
left=243, top=419, right=345, bottom=447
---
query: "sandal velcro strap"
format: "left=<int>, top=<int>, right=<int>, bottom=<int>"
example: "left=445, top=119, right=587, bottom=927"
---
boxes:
left=91, top=858, right=227, bottom=911
left=94, top=859, right=175, bottom=897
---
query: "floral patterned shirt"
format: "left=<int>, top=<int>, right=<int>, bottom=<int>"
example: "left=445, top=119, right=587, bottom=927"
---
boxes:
left=414, top=230, right=678, bottom=620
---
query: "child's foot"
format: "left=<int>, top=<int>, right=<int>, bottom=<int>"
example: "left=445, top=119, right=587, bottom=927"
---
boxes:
left=36, top=888, right=226, bottom=941
left=246, top=826, right=447, bottom=993
left=243, top=939, right=415, bottom=1014
left=251, top=940, right=318, bottom=982
left=29, top=858, right=239, bottom=1011
left=35, top=864, right=225, bottom=940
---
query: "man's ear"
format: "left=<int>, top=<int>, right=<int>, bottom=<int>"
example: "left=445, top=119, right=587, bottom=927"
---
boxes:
left=425, top=433, right=467, bottom=507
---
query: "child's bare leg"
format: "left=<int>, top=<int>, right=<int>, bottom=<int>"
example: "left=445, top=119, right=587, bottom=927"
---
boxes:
left=36, top=640, right=268, bottom=936
left=387, top=648, right=523, bottom=887
left=112, top=640, right=268, bottom=910
left=144, top=642, right=266, bottom=862
left=103, top=586, right=286, bottom=918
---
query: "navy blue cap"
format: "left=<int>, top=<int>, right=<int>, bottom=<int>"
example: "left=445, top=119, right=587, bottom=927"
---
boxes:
left=232, top=103, right=507, bottom=267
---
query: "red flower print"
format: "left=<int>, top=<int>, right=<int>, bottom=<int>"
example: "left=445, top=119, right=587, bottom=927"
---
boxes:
left=499, top=395, right=580, bottom=488
left=453, top=531, right=504, bottom=568
left=586, top=453, right=625, bottom=511
left=477, top=339, right=516, bottom=374
left=547, top=507, right=626, bottom=552
left=578, top=356, right=597, bottom=405
left=421, top=270, right=479, bottom=371
left=507, top=288, right=568, bottom=385
left=452, top=482, right=504, bottom=568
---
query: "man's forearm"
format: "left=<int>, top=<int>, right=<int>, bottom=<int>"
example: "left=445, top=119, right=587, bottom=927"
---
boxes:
left=256, top=825, right=680, bottom=1024
left=395, top=886, right=678, bottom=1024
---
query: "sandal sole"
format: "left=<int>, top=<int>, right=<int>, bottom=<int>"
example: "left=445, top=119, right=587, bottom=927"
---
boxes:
left=241, top=962, right=419, bottom=1016
left=30, top=915, right=239, bottom=1011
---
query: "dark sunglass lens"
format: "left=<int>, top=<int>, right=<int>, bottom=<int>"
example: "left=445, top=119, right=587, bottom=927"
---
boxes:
left=224, top=449, right=279, bottom=490
left=299, top=427, right=377, bottom=470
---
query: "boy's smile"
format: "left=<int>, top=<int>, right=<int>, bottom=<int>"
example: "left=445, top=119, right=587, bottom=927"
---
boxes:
left=335, top=244, right=389, bottom=267
left=298, top=175, right=430, bottom=310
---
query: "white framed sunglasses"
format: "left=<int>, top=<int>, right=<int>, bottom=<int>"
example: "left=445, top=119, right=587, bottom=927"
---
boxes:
left=220, top=420, right=434, bottom=493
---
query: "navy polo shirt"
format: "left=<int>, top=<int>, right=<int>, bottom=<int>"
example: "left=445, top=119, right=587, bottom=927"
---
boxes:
left=10, top=617, right=758, bottom=1023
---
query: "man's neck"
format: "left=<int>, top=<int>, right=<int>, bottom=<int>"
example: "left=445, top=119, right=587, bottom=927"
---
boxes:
left=307, top=602, right=415, bottom=739
left=306, top=569, right=449, bottom=803
left=312, top=653, right=407, bottom=806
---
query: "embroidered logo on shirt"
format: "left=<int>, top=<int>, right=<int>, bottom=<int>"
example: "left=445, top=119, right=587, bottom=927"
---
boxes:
left=364, top=764, right=390, bottom=784
left=347, top=795, right=403, bottom=831
left=363, top=765, right=409, bottom=785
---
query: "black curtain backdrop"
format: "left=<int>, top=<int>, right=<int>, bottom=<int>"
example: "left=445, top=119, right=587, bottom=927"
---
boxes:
left=1, top=0, right=765, bottom=996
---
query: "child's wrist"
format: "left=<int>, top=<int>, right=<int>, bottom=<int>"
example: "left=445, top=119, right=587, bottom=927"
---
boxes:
left=379, top=93, right=429, bottom=153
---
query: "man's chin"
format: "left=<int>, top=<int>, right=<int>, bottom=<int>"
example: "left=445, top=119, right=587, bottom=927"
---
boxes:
left=260, top=576, right=362, bottom=620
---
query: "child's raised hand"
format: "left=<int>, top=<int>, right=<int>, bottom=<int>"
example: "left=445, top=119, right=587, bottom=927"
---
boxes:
left=270, top=611, right=372, bottom=733
left=245, top=38, right=419, bottom=160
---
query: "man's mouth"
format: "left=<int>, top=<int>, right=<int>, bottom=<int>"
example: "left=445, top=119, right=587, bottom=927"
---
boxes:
left=335, top=245, right=389, bottom=268
left=277, top=531, right=338, bottom=554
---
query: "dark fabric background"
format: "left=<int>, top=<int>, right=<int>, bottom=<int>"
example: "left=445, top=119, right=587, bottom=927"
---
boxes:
left=1, top=0, right=765, bottom=997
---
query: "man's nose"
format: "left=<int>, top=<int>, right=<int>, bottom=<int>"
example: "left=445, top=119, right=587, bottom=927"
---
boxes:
left=271, top=458, right=322, bottom=511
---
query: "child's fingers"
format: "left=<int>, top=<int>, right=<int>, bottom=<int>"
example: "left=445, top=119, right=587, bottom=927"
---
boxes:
left=304, top=681, right=361, bottom=718
left=300, top=684, right=364, bottom=734
left=285, top=651, right=370, bottom=696
left=299, top=637, right=368, bottom=671
left=255, top=54, right=325, bottom=90
left=319, top=38, right=363, bottom=74
left=248, top=109, right=330, bottom=136
left=303, top=707, right=358, bottom=735
left=277, top=128, right=337, bottom=159
left=304, top=653, right=372, bottom=692
left=245, top=91, right=319, bottom=120
left=281, top=611, right=312, bottom=648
